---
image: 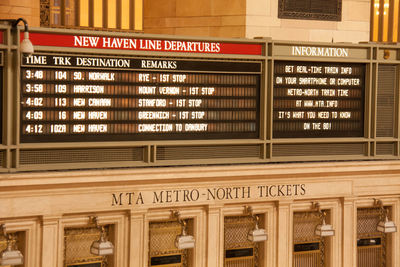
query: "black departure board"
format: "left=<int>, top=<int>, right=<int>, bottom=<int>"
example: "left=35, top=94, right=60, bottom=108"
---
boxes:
left=273, top=61, right=365, bottom=138
left=20, top=54, right=261, bottom=142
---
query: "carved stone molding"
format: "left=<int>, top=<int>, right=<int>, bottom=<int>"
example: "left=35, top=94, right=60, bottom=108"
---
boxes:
left=40, top=0, right=50, bottom=26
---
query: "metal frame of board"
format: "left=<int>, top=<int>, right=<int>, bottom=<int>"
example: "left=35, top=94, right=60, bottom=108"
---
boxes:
left=1, top=26, right=400, bottom=172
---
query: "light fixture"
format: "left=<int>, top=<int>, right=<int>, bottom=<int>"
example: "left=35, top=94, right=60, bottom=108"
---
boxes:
left=377, top=216, right=397, bottom=233
left=0, top=18, right=34, bottom=54
left=0, top=225, right=24, bottom=266
left=172, top=211, right=195, bottom=250
left=89, top=217, right=114, bottom=256
left=315, top=216, right=335, bottom=237
left=313, top=202, right=335, bottom=237
left=244, top=206, right=268, bottom=242
left=375, top=199, right=397, bottom=234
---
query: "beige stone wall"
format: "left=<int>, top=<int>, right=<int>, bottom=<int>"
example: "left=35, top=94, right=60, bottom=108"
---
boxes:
left=0, top=0, right=40, bottom=27
left=0, top=161, right=400, bottom=266
left=143, top=0, right=247, bottom=38
left=144, top=0, right=370, bottom=43
left=246, top=0, right=370, bottom=43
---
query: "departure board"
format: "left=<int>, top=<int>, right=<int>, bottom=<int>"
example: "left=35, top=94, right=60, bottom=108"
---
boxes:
left=273, top=61, right=365, bottom=138
left=20, top=54, right=260, bottom=142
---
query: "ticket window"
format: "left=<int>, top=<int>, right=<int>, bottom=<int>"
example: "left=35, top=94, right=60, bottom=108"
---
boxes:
left=357, top=207, right=389, bottom=267
left=149, top=220, right=194, bottom=267
left=224, top=216, right=262, bottom=267
left=293, top=211, right=330, bottom=267
left=64, top=226, right=114, bottom=267
left=0, top=231, right=25, bottom=267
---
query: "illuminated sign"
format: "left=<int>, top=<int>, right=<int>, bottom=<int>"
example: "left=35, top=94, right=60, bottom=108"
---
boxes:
left=25, top=32, right=263, bottom=55
left=21, top=54, right=261, bottom=142
left=273, top=61, right=365, bottom=138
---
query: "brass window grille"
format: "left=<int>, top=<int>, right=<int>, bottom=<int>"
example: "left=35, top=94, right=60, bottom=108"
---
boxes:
left=224, top=216, right=259, bottom=267
left=278, top=0, right=342, bottom=21
left=293, top=211, right=326, bottom=267
left=64, top=226, right=111, bottom=267
left=357, top=208, right=387, bottom=267
left=149, top=220, right=192, bottom=267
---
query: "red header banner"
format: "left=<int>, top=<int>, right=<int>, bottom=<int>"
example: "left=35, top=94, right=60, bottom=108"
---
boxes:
left=24, top=32, right=263, bottom=55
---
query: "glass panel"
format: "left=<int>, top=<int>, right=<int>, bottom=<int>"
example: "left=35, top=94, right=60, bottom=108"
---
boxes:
left=121, top=0, right=130, bottom=29
left=372, top=0, right=380, bottom=41
left=93, top=0, right=103, bottom=28
left=53, top=13, right=60, bottom=25
left=393, top=0, right=400, bottom=42
left=43, top=0, right=142, bottom=30
left=50, top=0, right=61, bottom=25
left=383, top=0, right=390, bottom=41
left=80, top=0, right=89, bottom=27
left=65, top=0, right=75, bottom=26
left=108, top=0, right=117, bottom=28
left=135, top=0, right=143, bottom=30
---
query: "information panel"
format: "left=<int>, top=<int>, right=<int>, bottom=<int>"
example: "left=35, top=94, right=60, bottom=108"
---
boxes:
left=273, top=61, right=365, bottom=138
left=20, top=54, right=260, bottom=142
